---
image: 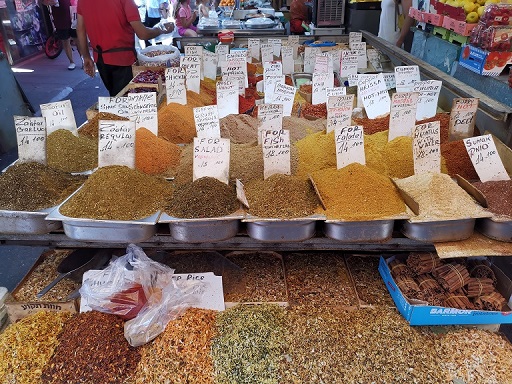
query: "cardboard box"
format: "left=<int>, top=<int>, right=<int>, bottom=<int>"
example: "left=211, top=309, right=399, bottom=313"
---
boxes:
left=436, top=2, right=465, bottom=21
left=442, top=16, right=477, bottom=36
left=422, top=11, right=444, bottom=26
left=409, top=8, right=425, bottom=22
left=459, top=44, right=512, bottom=76
left=379, top=256, right=512, bottom=326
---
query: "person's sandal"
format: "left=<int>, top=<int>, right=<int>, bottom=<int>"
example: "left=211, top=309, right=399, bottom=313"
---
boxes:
left=68, top=63, right=76, bottom=70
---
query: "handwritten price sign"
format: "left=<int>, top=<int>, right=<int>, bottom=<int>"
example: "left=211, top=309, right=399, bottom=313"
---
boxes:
left=464, top=134, right=510, bottom=182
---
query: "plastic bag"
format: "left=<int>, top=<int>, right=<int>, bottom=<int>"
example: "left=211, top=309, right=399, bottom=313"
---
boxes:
left=137, top=44, right=180, bottom=67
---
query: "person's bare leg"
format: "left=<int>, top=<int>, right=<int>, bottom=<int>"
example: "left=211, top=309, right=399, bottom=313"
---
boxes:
left=63, top=38, right=76, bottom=70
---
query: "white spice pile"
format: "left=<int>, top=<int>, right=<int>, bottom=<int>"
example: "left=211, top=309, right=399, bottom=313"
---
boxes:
left=394, top=172, right=489, bottom=222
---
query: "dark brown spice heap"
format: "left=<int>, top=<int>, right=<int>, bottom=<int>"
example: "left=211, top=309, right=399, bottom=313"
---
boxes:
left=41, top=311, right=140, bottom=384
left=245, top=174, right=319, bottom=218
left=60, top=165, right=171, bottom=220
left=0, top=162, right=85, bottom=211
left=165, top=176, right=239, bottom=218
left=441, top=140, right=478, bottom=180
left=78, top=112, right=129, bottom=139
left=353, top=114, right=390, bottom=135
left=47, top=129, right=98, bottom=172
left=471, top=180, right=512, bottom=218
left=416, top=112, right=450, bottom=144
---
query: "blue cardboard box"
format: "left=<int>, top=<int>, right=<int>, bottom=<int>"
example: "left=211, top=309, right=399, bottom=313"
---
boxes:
left=379, top=255, right=512, bottom=326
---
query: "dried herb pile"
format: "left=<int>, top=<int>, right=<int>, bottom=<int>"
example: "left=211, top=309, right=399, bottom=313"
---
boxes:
left=78, top=112, right=129, bottom=139
left=165, top=177, right=238, bottom=218
left=472, top=180, right=512, bottom=219
left=0, top=311, right=73, bottom=384
left=41, top=311, right=140, bottom=384
left=47, top=129, right=98, bottom=172
left=135, top=127, right=181, bottom=175
left=0, top=162, right=85, bottom=211
left=60, top=165, right=171, bottom=220
left=245, top=174, right=319, bottom=218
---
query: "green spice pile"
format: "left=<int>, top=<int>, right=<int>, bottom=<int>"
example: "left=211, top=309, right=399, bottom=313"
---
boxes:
left=0, top=311, right=73, bottom=384
left=165, top=176, right=239, bottom=218
left=311, top=163, right=406, bottom=221
left=78, top=112, right=129, bottom=139
left=60, top=165, right=171, bottom=220
left=245, top=174, right=319, bottom=218
left=47, top=129, right=98, bottom=172
left=212, top=304, right=286, bottom=384
left=135, top=308, right=217, bottom=384
left=394, top=172, right=489, bottom=222
left=472, top=180, right=512, bottom=219
left=41, top=311, right=141, bottom=384
left=0, top=162, right=85, bottom=211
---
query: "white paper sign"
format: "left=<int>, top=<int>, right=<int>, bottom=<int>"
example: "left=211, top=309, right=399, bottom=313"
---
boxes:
left=264, top=74, right=285, bottom=104
left=281, top=46, right=294, bottom=75
left=340, top=50, right=358, bottom=77
left=193, top=105, right=221, bottom=138
left=203, top=50, right=218, bottom=80
left=165, top=67, right=187, bottom=105
left=258, top=103, right=283, bottom=144
left=327, top=95, right=354, bottom=133
left=351, top=42, right=367, bottom=69
left=268, top=38, right=282, bottom=58
left=312, top=72, right=334, bottom=105
left=349, top=31, right=362, bottom=48
left=216, top=44, right=229, bottom=68
left=262, top=128, right=291, bottom=179
left=172, top=273, right=224, bottom=311
left=413, top=80, right=442, bottom=120
left=395, top=65, right=421, bottom=92
left=248, top=38, right=261, bottom=61
left=304, top=46, right=320, bottom=73
left=314, top=53, right=332, bottom=73
left=367, top=49, right=383, bottom=72
left=271, top=83, right=296, bottom=117
left=464, top=135, right=510, bottom=182
left=383, top=73, right=396, bottom=90
left=358, top=73, right=390, bottom=119
left=347, top=74, right=359, bottom=87
left=185, top=45, right=204, bottom=80
left=236, top=179, right=250, bottom=208
left=216, top=81, right=239, bottom=118
left=223, top=74, right=245, bottom=96
left=40, top=100, right=77, bottom=135
left=327, top=49, right=342, bottom=75
left=193, top=137, right=230, bottom=184
left=388, top=92, right=419, bottom=141
left=128, top=92, right=158, bottom=135
left=412, top=121, right=441, bottom=174
left=98, top=96, right=129, bottom=118
left=221, top=58, right=248, bottom=88
left=335, top=125, right=365, bottom=169
left=98, top=120, right=136, bottom=168
left=263, top=61, right=283, bottom=77
left=261, top=43, right=274, bottom=65
left=326, top=87, right=346, bottom=98
left=288, top=35, right=300, bottom=59
left=14, top=116, right=46, bottom=164
left=227, top=51, right=248, bottom=63
left=449, top=98, right=479, bottom=141
left=180, top=56, right=201, bottom=94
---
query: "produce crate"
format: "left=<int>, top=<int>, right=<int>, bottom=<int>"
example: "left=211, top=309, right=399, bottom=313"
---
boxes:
left=442, top=16, right=477, bottom=37
left=432, top=26, right=450, bottom=40
left=459, top=44, right=512, bottom=77
left=422, top=12, right=444, bottom=27
left=448, top=30, right=469, bottom=45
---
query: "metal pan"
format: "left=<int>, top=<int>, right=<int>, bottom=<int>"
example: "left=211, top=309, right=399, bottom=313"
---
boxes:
left=476, top=218, right=512, bottom=242
left=402, top=219, right=476, bottom=242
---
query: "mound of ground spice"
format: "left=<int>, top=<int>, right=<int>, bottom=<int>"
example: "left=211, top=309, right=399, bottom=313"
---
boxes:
left=295, top=130, right=336, bottom=178
left=353, top=114, right=390, bottom=135
left=220, top=114, right=259, bottom=143
left=471, top=180, right=512, bottom=219
left=301, top=102, right=327, bottom=119
left=157, top=102, right=197, bottom=144
left=165, top=176, right=239, bottom=218
left=78, top=112, right=129, bottom=139
left=135, top=127, right=181, bottom=175
left=245, top=174, right=319, bottom=218
left=0, top=162, right=85, bottom=211
left=283, top=116, right=326, bottom=143
left=60, top=165, right=171, bottom=220
left=48, top=129, right=98, bottom=172
left=441, top=140, right=478, bottom=180
left=417, top=112, right=450, bottom=144
left=41, top=311, right=141, bottom=384
left=311, top=163, right=406, bottom=220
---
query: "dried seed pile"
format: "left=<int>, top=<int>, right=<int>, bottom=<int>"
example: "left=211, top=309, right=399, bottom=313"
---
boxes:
left=135, top=127, right=181, bottom=175
left=165, top=176, right=238, bottom=218
left=135, top=308, right=217, bottom=384
left=219, top=114, right=259, bottom=144
left=441, top=140, right=478, bottom=180
left=472, top=180, right=512, bottom=218
left=41, top=311, right=140, bottom=384
left=60, top=165, right=171, bottom=220
left=0, top=311, right=73, bottom=384
left=13, top=249, right=80, bottom=302
left=244, top=174, right=319, bottom=218
left=284, top=252, right=358, bottom=307
left=311, top=163, right=406, bottom=220
left=224, top=251, right=288, bottom=302
left=295, top=130, right=336, bottom=177
left=282, top=116, right=326, bottom=143
left=47, top=129, right=98, bottom=172
left=394, top=172, right=489, bottom=222
left=78, top=112, right=129, bottom=139
left=212, top=304, right=286, bottom=384
left=0, top=162, right=85, bottom=211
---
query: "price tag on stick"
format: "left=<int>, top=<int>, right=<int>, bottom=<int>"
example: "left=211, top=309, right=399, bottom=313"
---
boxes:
left=464, top=134, right=510, bottom=182
left=412, top=121, right=441, bottom=174
left=193, top=105, right=221, bottom=138
left=14, top=116, right=47, bottom=164
left=358, top=73, right=390, bottom=119
left=181, top=56, right=201, bottom=94
left=216, top=44, right=229, bottom=69
left=128, top=92, right=158, bottom=135
left=185, top=45, right=204, bottom=80
left=98, top=120, right=136, bottom=168
left=260, top=44, right=274, bottom=65
left=413, top=80, right=442, bottom=120
left=257, top=103, right=283, bottom=144
left=312, top=72, right=334, bottom=105
left=334, top=125, right=365, bottom=169
left=281, top=46, right=294, bottom=75
left=193, top=137, right=230, bottom=184
left=327, top=95, right=354, bottom=134
left=203, top=50, right=218, bottom=80
left=248, top=38, right=261, bottom=61
left=449, top=98, right=479, bottom=141
left=216, top=81, right=239, bottom=118
left=271, top=83, right=296, bottom=117
left=40, top=100, right=77, bottom=135
left=165, top=67, right=187, bottom=105
left=340, top=50, right=358, bottom=78
left=98, top=96, right=129, bottom=117
left=388, top=92, right=419, bottom=141
left=262, top=128, right=291, bottom=179
left=395, top=65, right=421, bottom=92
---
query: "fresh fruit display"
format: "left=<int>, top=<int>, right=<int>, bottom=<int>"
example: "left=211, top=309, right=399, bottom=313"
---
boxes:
left=479, top=3, right=512, bottom=26
left=480, top=25, right=512, bottom=51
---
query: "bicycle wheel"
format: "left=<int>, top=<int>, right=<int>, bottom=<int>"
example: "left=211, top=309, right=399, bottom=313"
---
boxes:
left=45, top=33, right=63, bottom=59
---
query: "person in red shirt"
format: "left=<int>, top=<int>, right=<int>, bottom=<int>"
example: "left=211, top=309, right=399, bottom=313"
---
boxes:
left=289, top=0, right=311, bottom=34
left=76, top=0, right=174, bottom=96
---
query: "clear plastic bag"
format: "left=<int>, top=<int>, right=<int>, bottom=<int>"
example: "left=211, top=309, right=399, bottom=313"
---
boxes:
left=137, top=44, right=180, bottom=67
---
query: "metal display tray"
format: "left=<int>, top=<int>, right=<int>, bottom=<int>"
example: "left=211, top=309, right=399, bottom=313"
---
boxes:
left=0, top=207, right=61, bottom=235
left=401, top=219, right=476, bottom=242
left=323, top=220, right=394, bottom=243
left=476, top=217, right=512, bottom=243
left=245, top=219, right=318, bottom=242
left=159, top=212, right=243, bottom=243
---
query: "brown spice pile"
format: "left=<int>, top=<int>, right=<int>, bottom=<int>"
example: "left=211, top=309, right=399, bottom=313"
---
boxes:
left=41, top=311, right=140, bottom=384
left=245, top=174, right=319, bottom=218
left=0, top=162, right=85, bottom=211
left=282, top=116, right=326, bottom=143
left=472, top=180, right=512, bottom=219
left=135, top=308, right=217, bottom=384
left=219, top=114, right=259, bottom=144
left=157, top=102, right=197, bottom=144
left=135, top=127, right=181, bottom=175
left=311, top=163, right=406, bottom=221
left=47, top=129, right=98, bottom=172
left=78, top=112, right=129, bottom=139
left=441, top=140, right=478, bottom=180
left=284, top=252, right=358, bottom=307
left=417, top=112, right=450, bottom=144
left=295, top=130, right=336, bottom=178
left=0, top=311, right=73, bottom=384
left=353, top=114, right=390, bottom=135
left=301, top=102, right=327, bottom=119
left=60, top=165, right=171, bottom=220
left=165, top=176, right=238, bottom=218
